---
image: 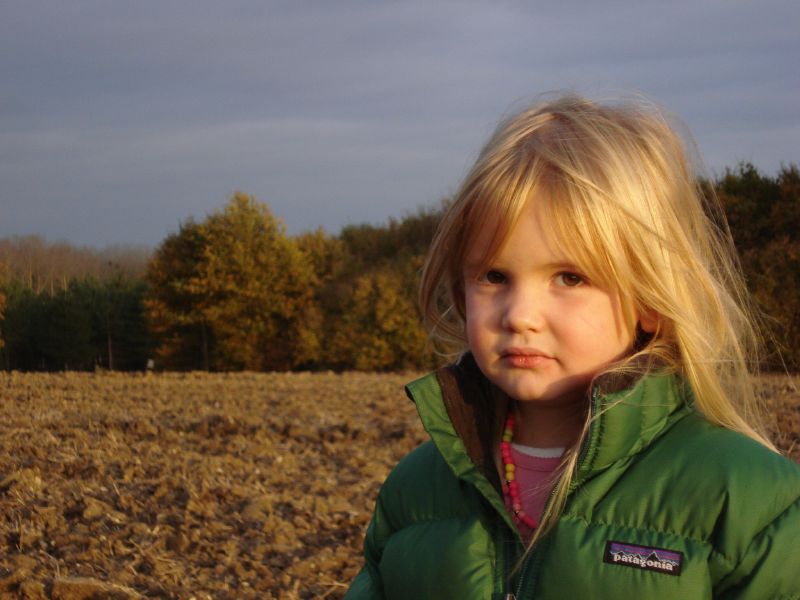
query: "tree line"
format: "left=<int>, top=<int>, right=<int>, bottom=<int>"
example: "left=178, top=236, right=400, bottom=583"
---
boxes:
left=1, top=163, right=798, bottom=372
left=0, top=238, right=150, bottom=370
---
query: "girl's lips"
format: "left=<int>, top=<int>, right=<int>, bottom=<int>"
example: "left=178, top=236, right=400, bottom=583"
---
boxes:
left=501, top=348, right=554, bottom=368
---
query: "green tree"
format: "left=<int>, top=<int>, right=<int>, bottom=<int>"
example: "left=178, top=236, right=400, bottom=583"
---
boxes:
left=145, top=219, right=211, bottom=369
left=0, top=288, right=5, bottom=351
left=41, top=284, right=95, bottom=370
left=76, top=276, right=150, bottom=370
left=1, top=283, right=94, bottom=370
left=717, top=163, right=800, bottom=370
left=0, top=284, right=42, bottom=369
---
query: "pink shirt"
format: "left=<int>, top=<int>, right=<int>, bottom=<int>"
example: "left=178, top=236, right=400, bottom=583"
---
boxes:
left=504, top=444, right=563, bottom=539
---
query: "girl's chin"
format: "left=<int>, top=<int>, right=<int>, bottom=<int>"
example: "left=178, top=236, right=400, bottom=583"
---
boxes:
left=496, top=377, right=592, bottom=407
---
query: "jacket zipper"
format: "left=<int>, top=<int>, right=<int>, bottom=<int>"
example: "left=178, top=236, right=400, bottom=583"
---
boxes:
left=502, top=536, right=518, bottom=600
left=507, top=386, right=601, bottom=599
left=510, top=487, right=555, bottom=599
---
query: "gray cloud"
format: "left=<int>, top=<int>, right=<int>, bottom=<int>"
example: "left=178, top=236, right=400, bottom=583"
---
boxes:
left=1, top=0, right=798, bottom=246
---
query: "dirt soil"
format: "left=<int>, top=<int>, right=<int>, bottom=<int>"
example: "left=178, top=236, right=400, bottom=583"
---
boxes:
left=1, top=371, right=798, bottom=599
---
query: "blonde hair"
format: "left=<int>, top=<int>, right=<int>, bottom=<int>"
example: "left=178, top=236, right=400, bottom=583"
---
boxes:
left=419, top=94, right=776, bottom=550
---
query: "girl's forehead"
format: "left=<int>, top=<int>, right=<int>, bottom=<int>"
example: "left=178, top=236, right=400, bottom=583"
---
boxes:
left=463, top=200, right=579, bottom=268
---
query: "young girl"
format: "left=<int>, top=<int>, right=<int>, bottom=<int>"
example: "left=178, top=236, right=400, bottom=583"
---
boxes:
left=346, top=96, right=800, bottom=599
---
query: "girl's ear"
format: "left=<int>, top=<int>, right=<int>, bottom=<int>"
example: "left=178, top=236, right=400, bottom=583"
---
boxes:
left=638, top=310, right=659, bottom=334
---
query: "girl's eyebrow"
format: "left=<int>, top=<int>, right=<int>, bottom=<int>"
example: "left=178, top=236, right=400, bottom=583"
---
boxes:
left=546, top=261, right=582, bottom=271
left=462, top=259, right=584, bottom=276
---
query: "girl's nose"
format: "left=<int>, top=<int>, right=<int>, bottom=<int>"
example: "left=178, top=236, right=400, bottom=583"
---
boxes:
left=501, top=286, right=545, bottom=332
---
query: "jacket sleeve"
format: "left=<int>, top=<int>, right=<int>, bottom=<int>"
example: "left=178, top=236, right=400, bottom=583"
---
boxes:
left=345, top=441, right=448, bottom=599
left=344, top=517, right=385, bottom=599
left=345, top=474, right=398, bottom=600
left=717, top=495, right=800, bottom=599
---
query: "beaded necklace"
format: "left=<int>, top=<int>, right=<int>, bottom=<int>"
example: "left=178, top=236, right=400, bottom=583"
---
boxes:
left=500, top=414, right=538, bottom=530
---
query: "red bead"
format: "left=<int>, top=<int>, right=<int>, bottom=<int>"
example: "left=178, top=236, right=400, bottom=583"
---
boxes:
left=523, top=515, right=536, bottom=528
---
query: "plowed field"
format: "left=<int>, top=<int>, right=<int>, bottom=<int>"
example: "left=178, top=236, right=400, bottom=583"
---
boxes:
left=1, top=372, right=798, bottom=599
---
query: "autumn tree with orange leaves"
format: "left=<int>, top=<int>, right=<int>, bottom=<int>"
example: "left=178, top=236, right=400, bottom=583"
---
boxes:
left=146, top=193, right=320, bottom=371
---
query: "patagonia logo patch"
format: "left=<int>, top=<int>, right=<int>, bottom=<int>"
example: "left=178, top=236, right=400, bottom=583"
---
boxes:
left=603, top=540, right=683, bottom=576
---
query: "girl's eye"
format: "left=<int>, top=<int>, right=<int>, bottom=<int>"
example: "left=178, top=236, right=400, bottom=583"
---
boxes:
left=555, top=272, right=584, bottom=287
left=483, top=270, right=506, bottom=284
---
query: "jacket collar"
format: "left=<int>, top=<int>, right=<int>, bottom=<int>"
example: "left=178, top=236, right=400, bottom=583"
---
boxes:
left=405, top=353, right=693, bottom=491
left=573, top=370, right=694, bottom=486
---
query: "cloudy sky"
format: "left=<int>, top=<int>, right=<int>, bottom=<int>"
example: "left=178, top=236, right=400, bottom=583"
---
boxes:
left=1, top=1, right=798, bottom=248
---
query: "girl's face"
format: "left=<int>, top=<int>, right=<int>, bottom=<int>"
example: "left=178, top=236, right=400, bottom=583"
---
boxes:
left=463, top=200, right=637, bottom=409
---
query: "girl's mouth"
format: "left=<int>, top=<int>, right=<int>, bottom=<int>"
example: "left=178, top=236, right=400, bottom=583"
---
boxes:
left=501, top=348, right=554, bottom=368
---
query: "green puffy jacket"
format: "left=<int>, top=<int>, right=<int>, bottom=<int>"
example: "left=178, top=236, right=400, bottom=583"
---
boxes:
left=346, top=357, right=800, bottom=599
